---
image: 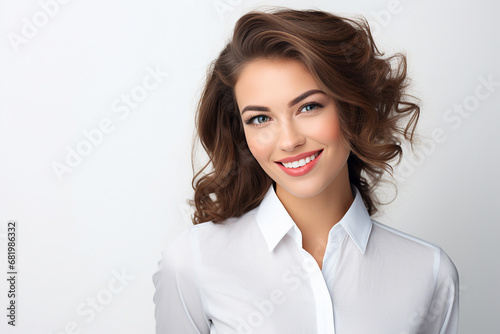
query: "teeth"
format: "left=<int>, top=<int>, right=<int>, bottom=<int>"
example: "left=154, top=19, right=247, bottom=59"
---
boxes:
left=281, top=151, right=320, bottom=169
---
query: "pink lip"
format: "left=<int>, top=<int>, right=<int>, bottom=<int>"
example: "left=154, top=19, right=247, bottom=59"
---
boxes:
left=275, top=149, right=323, bottom=177
left=275, top=149, right=323, bottom=163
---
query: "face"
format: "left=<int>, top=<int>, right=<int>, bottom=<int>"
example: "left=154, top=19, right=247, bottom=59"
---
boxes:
left=234, top=58, right=351, bottom=199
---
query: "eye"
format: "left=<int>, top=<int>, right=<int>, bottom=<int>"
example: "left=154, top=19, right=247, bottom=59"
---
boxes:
left=245, top=114, right=270, bottom=125
left=300, top=102, right=322, bottom=113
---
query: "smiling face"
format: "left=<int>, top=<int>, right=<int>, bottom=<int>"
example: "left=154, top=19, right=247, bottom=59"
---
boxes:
left=234, top=58, right=351, bottom=199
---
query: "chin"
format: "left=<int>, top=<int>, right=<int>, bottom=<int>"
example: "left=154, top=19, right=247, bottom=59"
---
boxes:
left=275, top=179, right=330, bottom=199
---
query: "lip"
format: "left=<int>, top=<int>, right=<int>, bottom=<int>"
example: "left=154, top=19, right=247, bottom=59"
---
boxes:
left=275, top=149, right=323, bottom=177
left=275, top=149, right=323, bottom=163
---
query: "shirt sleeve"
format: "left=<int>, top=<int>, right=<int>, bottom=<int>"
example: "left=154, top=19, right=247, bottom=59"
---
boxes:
left=421, top=247, right=460, bottom=334
left=152, top=228, right=211, bottom=334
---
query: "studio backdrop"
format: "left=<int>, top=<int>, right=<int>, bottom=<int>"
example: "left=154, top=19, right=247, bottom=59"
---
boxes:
left=1, top=0, right=498, bottom=333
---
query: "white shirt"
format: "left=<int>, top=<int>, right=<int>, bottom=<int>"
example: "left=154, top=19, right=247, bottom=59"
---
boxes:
left=153, top=184, right=459, bottom=333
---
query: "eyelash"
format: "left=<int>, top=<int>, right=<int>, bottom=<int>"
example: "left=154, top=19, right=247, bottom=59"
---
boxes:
left=243, top=102, right=324, bottom=126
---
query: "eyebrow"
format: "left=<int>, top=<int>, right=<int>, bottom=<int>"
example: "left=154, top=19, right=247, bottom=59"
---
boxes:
left=240, top=89, right=326, bottom=115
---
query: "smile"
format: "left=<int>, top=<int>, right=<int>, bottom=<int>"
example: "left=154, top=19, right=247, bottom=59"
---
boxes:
left=275, top=149, right=323, bottom=177
left=281, top=151, right=320, bottom=168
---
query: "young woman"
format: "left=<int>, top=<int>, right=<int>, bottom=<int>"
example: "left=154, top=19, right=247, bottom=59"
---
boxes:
left=153, top=8, right=459, bottom=334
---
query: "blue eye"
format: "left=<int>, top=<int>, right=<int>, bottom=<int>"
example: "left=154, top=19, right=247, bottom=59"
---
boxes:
left=245, top=114, right=269, bottom=125
left=300, top=103, right=322, bottom=113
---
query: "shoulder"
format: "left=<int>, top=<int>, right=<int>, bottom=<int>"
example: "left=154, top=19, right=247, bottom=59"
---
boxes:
left=191, top=207, right=261, bottom=251
left=370, top=219, right=442, bottom=254
left=153, top=228, right=196, bottom=285
left=153, top=226, right=215, bottom=333
left=152, top=224, right=210, bottom=298
left=156, top=208, right=260, bottom=269
left=369, top=219, right=459, bottom=282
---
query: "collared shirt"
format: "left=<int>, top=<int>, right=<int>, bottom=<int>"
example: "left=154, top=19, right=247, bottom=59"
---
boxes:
left=153, top=184, right=459, bottom=333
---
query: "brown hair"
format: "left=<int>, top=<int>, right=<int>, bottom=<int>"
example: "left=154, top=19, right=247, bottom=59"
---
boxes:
left=190, top=8, right=419, bottom=225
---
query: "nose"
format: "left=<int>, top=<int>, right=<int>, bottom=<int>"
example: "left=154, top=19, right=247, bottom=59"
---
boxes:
left=277, top=121, right=305, bottom=152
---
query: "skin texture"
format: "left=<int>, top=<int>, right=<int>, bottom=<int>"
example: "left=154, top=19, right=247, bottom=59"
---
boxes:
left=234, top=58, right=354, bottom=269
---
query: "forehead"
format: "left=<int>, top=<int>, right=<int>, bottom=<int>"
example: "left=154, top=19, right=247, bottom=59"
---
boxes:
left=234, top=58, right=321, bottom=106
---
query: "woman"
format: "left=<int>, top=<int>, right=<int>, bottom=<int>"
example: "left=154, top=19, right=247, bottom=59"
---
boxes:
left=153, top=8, right=459, bottom=333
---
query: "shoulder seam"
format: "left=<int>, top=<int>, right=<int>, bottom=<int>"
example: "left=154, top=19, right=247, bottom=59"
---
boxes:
left=371, top=220, right=440, bottom=251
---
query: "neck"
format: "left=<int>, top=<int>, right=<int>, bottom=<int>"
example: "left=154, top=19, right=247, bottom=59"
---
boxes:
left=275, top=163, right=354, bottom=238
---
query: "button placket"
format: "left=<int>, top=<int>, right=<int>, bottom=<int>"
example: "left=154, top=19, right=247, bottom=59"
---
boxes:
left=298, top=246, right=336, bottom=333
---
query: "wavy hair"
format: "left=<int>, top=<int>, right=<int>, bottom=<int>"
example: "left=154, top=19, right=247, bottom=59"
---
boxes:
left=190, top=8, right=420, bottom=224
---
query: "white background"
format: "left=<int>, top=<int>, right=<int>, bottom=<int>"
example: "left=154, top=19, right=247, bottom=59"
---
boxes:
left=1, top=0, right=498, bottom=333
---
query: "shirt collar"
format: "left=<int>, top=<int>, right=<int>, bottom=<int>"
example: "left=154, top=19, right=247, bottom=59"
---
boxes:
left=255, top=184, right=373, bottom=254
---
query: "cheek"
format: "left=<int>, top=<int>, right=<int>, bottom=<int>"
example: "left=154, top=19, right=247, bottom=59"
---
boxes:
left=243, top=128, right=276, bottom=161
left=313, top=113, right=345, bottom=145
